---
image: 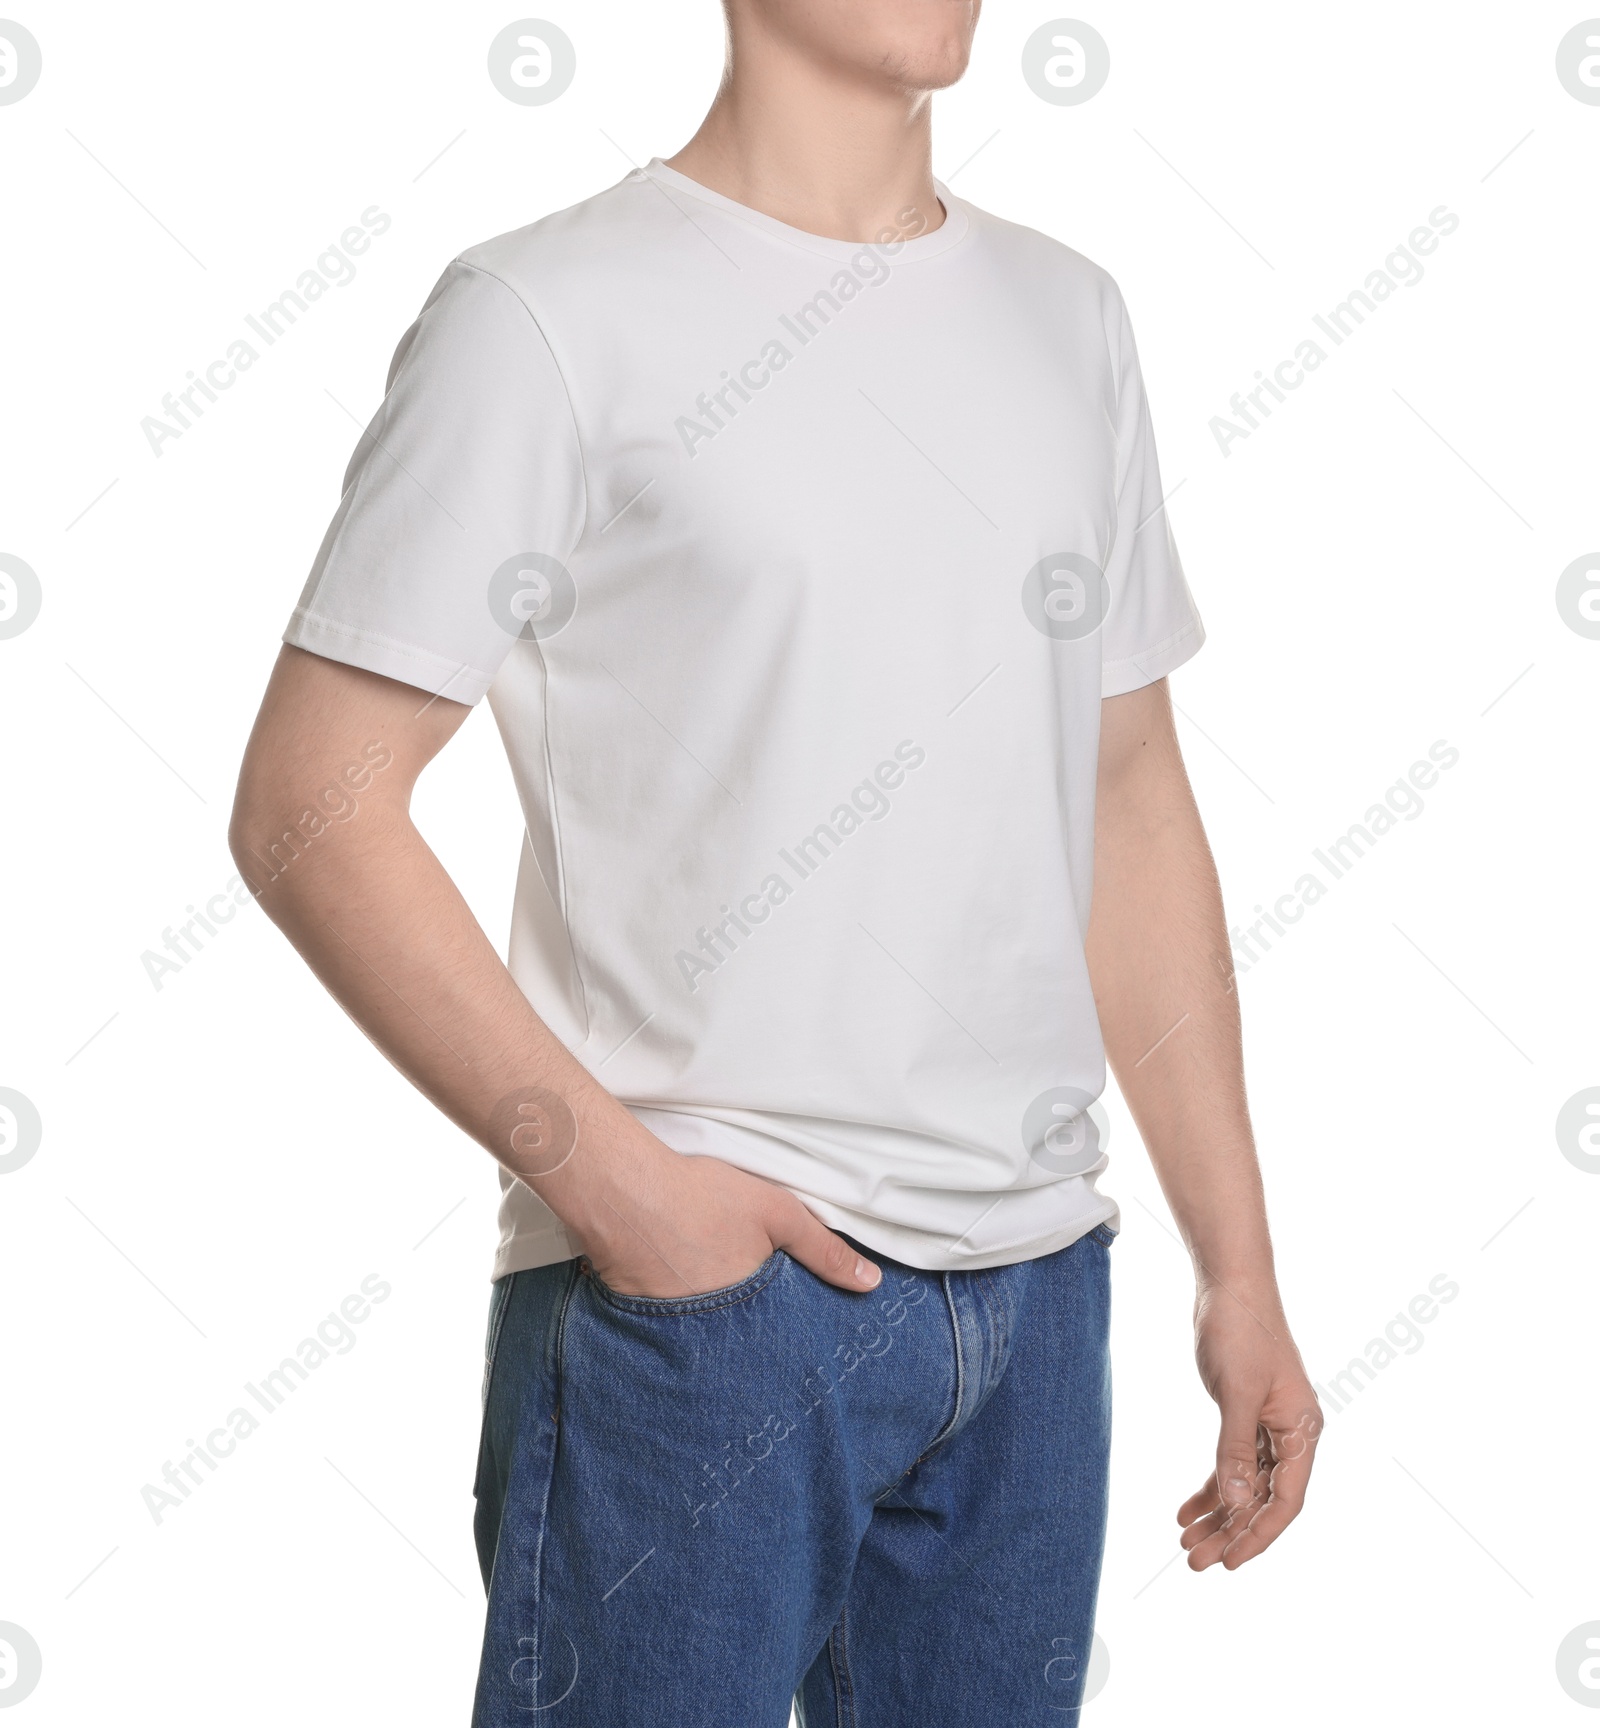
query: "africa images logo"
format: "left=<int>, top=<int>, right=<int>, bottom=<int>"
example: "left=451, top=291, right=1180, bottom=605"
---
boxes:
left=672, top=206, right=932, bottom=459
left=140, top=207, right=393, bottom=457
left=487, top=552, right=577, bottom=640
left=0, top=553, right=42, bottom=640
left=0, top=19, right=42, bottom=105
left=674, top=742, right=927, bottom=991
left=1209, top=207, right=1460, bottom=456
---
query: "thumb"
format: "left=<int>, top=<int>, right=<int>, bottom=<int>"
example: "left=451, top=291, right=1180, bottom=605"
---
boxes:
left=768, top=1203, right=882, bottom=1293
left=1215, top=1394, right=1263, bottom=1512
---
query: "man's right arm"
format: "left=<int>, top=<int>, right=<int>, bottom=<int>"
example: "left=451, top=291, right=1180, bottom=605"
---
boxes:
left=229, top=645, right=880, bottom=1297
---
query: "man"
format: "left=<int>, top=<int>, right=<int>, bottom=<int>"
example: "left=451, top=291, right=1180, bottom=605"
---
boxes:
left=231, top=1, right=1320, bottom=1721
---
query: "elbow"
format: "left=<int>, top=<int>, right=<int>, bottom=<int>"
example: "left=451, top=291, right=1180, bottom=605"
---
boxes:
left=228, top=760, right=300, bottom=904
left=225, top=783, right=253, bottom=875
left=227, top=783, right=274, bottom=901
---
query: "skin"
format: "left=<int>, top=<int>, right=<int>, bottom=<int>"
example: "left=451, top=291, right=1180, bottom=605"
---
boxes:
left=1087, top=677, right=1320, bottom=1568
left=232, top=0, right=1318, bottom=1577
left=667, top=0, right=981, bottom=242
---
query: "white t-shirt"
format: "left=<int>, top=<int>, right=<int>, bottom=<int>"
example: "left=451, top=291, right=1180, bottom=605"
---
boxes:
left=285, top=160, right=1203, bottom=1277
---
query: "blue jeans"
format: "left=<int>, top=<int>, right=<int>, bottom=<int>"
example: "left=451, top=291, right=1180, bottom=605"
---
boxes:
left=471, top=1226, right=1115, bottom=1726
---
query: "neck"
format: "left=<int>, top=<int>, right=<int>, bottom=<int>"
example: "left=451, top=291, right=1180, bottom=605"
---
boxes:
left=665, top=17, right=945, bottom=243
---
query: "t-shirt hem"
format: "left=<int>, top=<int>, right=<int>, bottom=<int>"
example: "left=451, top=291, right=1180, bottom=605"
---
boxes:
left=492, top=1220, right=578, bottom=1283
left=486, top=1202, right=1119, bottom=1281
left=1101, top=615, right=1205, bottom=697
left=283, top=609, right=493, bottom=704
left=802, top=1196, right=1120, bottom=1272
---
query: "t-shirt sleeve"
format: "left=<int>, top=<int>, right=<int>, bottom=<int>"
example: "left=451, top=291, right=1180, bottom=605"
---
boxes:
left=1098, top=288, right=1204, bottom=697
left=283, top=258, right=586, bottom=705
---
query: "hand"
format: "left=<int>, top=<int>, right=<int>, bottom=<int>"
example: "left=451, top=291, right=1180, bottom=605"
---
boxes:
left=1178, top=1279, right=1322, bottom=1570
left=572, top=1140, right=883, bottom=1300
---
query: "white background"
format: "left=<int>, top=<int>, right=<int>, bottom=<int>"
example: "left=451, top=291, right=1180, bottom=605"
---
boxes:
left=2, top=1, right=1597, bottom=1722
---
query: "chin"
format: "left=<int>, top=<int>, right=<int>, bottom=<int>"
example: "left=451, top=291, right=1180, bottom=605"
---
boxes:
left=877, top=38, right=975, bottom=91
left=784, top=0, right=980, bottom=92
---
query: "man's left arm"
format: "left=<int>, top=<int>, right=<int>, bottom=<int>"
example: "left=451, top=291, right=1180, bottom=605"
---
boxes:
left=1086, top=676, right=1322, bottom=1571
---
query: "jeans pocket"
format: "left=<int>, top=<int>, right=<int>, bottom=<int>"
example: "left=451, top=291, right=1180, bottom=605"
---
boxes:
left=581, top=1248, right=788, bottom=1316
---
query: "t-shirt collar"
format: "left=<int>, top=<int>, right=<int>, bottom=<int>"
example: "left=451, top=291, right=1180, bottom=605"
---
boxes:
left=639, top=157, right=971, bottom=264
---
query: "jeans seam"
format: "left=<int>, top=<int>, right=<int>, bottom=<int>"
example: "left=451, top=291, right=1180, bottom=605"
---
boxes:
left=474, top=1275, right=521, bottom=1502
left=829, top=1603, right=857, bottom=1728
left=920, top=1272, right=966, bottom=1458
left=522, top=1261, right=581, bottom=1709
left=583, top=1248, right=785, bottom=1316
left=974, top=1269, right=1007, bottom=1388
left=482, top=1274, right=516, bottom=1405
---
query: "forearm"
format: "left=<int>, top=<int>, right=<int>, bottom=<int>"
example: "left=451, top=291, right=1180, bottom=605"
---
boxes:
left=1086, top=690, right=1278, bottom=1298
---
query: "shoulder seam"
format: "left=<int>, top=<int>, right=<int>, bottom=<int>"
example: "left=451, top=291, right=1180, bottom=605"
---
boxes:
left=451, top=257, right=592, bottom=559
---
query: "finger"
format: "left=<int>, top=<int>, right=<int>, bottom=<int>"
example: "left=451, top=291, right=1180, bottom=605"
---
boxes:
left=767, top=1201, right=881, bottom=1292
left=1215, top=1393, right=1268, bottom=1516
left=1177, top=1473, right=1220, bottom=1527
left=1178, top=1462, right=1265, bottom=1531
left=1180, top=1511, right=1226, bottom=1551
left=1184, top=1472, right=1270, bottom=1569
left=1218, top=1417, right=1320, bottom=1567
left=1179, top=1497, right=1252, bottom=1549
left=1218, top=1492, right=1290, bottom=1568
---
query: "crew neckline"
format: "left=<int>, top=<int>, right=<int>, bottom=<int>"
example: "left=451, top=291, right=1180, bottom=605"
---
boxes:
left=640, top=158, right=971, bottom=264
